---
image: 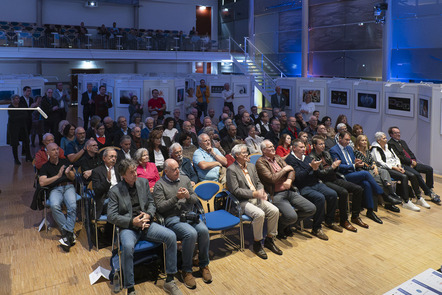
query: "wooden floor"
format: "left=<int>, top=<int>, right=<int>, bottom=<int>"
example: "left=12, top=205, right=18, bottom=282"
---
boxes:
left=1, top=145, right=442, bottom=295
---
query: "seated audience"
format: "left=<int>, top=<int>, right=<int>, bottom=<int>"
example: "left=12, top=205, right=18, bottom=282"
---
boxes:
left=128, top=113, right=146, bottom=130
left=286, top=139, right=339, bottom=240
left=219, top=118, right=234, bottom=139
left=245, top=125, right=264, bottom=154
left=388, top=126, right=440, bottom=204
left=313, top=110, right=320, bottom=120
left=55, top=120, right=70, bottom=145
left=371, top=132, right=429, bottom=211
left=173, top=108, right=184, bottom=132
left=93, top=122, right=112, bottom=149
left=309, top=136, right=366, bottom=232
left=221, top=124, right=242, bottom=154
left=66, top=127, right=87, bottom=165
left=103, top=116, right=118, bottom=144
left=278, top=111, right=287, bottom=131
left=107, top=159, right=180, bottom=295
left=255, top=111, right=270, bottom=137
left=148, top=129, right=169, bottom=172
left=39, top=143, right=76, bottom=252
left=236, top=111, right=252, bottom=139
left=295, top=112, right=308, bottom=132
left=141, top=117, right=155, bottom=140
left=275, top=134, right=291, bottom=160
left=134, top=148, right=160, bottom=193
left=335, top=123, right=354, bottom=148
left=169, top=143, right=198, bottom=186
left=60, top=124, right=76, bottom=153
left=264, top=118, right=281, bottom=147
left=226, top=144, right=281, bottom=259
left=35, top=133, right=66, bottom=170
left=131, top=126, right=148, bottom=150
left=316, top=124, right=335, bottom=151
left=351, top=124, right=365, bottom=145
left=329, top=132, right=385, bottom=224
left=354, top=134, right=402, bottom=212
left=79, top=139, right=102, bottom=184
left=113, top=116, right=132, bottom=147
left=281, top=116, right=299, bottom=140
left=91, top=148, right=119, bottom=217
left=255, top=140, right=316, bottom=239
left=86, top=115, right=102, bottom=139
left=334, top=114, right=352, bottom=136
left=175, top=121, right=198, bottom=147
left=303, top=115, right=318, bottom=140
left=178, top=132, right=198, bottom=160
left=117, top=135, right=136, bottom=163
left=193, top=133, right=227, bottom=182
left=163, top=117, right=179, bottom=147
left=153, top=159, right=212, bottom=290
left=250, top=106, right=259, bottom=124
left=321, top=116, right=335, bottom=138
left=201, top=127, right=225, bottom=155
left=298, top=131, right=311, bottom=155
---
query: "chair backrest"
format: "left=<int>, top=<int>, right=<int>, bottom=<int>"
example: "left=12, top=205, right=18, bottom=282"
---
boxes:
left=249, top=153, right=262, bottom=165
left=193, top=180, right=222, bottom=213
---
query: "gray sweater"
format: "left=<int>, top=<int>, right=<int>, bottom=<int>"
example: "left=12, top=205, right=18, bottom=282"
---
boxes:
left=153, top=175, right=198, bottom=219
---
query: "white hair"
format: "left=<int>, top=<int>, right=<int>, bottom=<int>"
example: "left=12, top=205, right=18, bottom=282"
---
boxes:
left=231, top=144, right=248, bottom=158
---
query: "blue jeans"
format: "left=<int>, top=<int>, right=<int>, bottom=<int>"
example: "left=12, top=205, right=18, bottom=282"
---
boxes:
left=300, top=183, right=338, bottom=230
left=344, top=171, right=383, bottom=209
left=120, top=223, right=177, bottom=289
left=165, top=215, right=210, bottom=273
left=49, top=184, right=77, bottom=233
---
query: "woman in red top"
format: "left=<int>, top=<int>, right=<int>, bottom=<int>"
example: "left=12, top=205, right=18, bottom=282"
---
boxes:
left=134, top=148, right=160, bottom=193
left=298, top=131, right=312, bottom=155
left=276, top=133, right=291, bottom=160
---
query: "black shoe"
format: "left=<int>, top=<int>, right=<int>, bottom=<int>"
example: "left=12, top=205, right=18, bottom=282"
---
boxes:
left=253, top=241, right=267, bottom=259
left=366, top=210, right=383, bottom=224
left=385, top=204, right=400, bottom=213
left=59, top=232, right=72, bottom=252
left=383, top=193, right=402, bottom=205
left=284, top=227, right=295, bottom=237
left=264, top=237, right=283, bottom=255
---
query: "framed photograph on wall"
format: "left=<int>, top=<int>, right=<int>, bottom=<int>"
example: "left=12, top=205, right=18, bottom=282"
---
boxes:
left=418, top=95, right=430, bottom=122
left=385, top=92, right=414, bottom=117
left=0, top=88, right=18, bottom=105
left=329, top=89, right=349, bottom=109
left=32, top=88, right=42, bottom=98
left=176, top=87, right=184, bottom=105
left=117, top=88, right=141, bottom=107
left=234, top=83, right=249, bottom=98
left=355, top=90, right=379, bottom=113
left=298, top=87, right=324, bottom=106
left=281, top=87, right=291, bottom=108
left=209, top=83, right=225, bottom=98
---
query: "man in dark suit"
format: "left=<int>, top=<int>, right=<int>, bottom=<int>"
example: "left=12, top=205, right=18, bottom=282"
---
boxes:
left=329, top=131, right=386, bottom=224
left=117, top=135, right=136, bottom=163
left=286, top=139, right=340, bottom=240
left=388, top=126, right=440, bottom=204
left=226, top=144, right=281, bottom=259
left=107, top=158, right=180, bottom=295
left=53, top=82, right=70, bottom=120
left=270, top=86, right=287, bottom=110
left=19, top=86, right=36, bottom=156
left=264, top=118, right=281, bottom=147
left=236, top=111, right=253, bottom=140
left=91, top=148, right=120, bottom=217
left=41, top=88, right=62, bottom=134
left=81, top=83, right=97, bottom=129
left=113, top=116, right=132, bottom=147
left=221, top=124, right=242, bottom=154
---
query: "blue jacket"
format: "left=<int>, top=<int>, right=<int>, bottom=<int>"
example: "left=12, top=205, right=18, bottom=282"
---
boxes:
left=329, top=144, right=356, bottom=175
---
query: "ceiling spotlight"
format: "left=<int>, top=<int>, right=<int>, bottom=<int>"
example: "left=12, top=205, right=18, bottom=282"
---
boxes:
left=85, top=1, right=98, bottom=8
left=199, top=6, right=207, bottom=11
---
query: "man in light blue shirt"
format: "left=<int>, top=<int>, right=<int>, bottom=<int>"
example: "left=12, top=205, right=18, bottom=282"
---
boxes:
left=193, top=133, right=227, bottom=182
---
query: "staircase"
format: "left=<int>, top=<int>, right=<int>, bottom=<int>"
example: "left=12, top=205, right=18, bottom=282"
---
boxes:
left=229, top=37, right=286, bottom=107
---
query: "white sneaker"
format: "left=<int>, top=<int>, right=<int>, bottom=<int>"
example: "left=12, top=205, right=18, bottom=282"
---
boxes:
left=416, top=197, right=431, bottom=209
left=403, top=200, right=420, bottom=212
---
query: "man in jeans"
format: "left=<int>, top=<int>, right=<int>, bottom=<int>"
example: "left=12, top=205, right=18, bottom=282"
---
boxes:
left=39, top=142, right=77, bottom=252
left=154, top=159, right=212, bottom=290
left=107, top=159, right=181, bottom=295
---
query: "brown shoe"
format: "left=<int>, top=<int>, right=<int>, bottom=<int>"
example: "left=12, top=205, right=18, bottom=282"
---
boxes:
left=340, top=220, right=357, bottom=232
left=324, top=223, right=343, bottom=233
left=182, top=271, right=196, bottom=289
left=312, top=228, right=329, bottom=240
left=200, top=266, right=212, bottom=284
left=351, top=217, right=369, bottom=229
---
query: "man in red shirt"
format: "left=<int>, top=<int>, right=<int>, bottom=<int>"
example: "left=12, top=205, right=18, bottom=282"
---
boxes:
left=148, top=89, right=166, bottom=120
left=94, top=85, right=113, bottom=120
left=35, top=133, right=66, bottom=170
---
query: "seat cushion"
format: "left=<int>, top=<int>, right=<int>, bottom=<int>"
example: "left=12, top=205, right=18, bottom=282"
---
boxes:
left=204, top=210, right=240, bottom=231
